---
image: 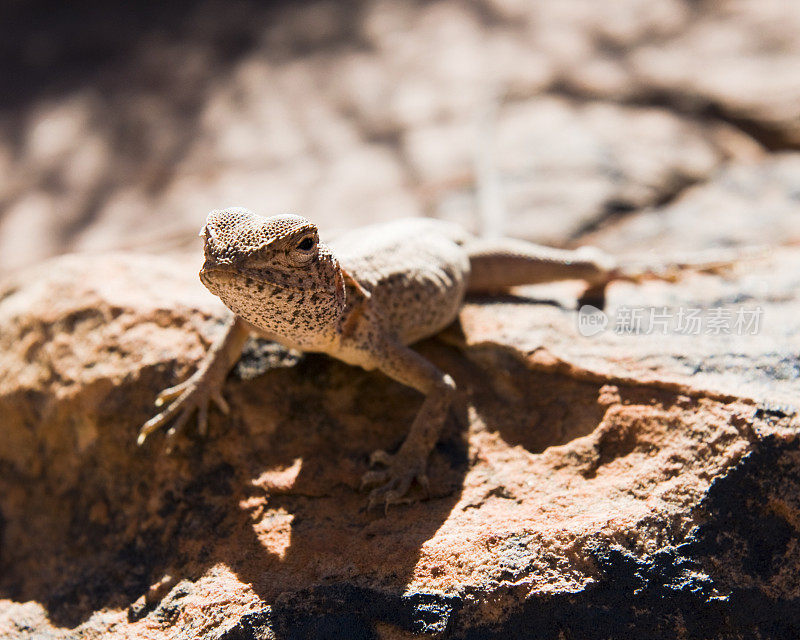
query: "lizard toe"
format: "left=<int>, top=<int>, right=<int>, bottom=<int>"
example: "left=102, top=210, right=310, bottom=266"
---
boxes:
left=137, top=414, right=166, bottom=445
left=197, top=402, right=209, bottom=437
left=417, top=472, right=430, bottom=498
left=363, top=461, right=429, bottom=511
left=368, top=449, right=393, bottom=467
left=367, top=477, right=414, bottom=513
left=138, top=394, right=188, bottom=445
left=155, top=380, right=191, bottom=407
left=360, top=469, right=389, bottom=491
left=211, top=390, right=230, bottom=415
left=164, top=405, right=193, bottom=441
left=139, top=375, right=228, bottom=445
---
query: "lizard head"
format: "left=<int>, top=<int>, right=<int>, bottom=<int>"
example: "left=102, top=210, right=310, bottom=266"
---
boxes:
left=199, top=207, right=345, bottom=348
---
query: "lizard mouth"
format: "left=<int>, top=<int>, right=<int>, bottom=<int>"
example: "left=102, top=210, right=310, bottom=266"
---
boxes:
left=199, top=264, right=309, bottom=294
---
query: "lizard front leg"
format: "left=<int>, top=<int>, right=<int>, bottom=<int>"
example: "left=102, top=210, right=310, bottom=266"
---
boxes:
left=359, top=335, right=457, bottom=511
left=138, top=315, right=251, bottom=445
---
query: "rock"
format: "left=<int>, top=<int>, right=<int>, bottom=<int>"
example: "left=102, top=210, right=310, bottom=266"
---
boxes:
left=3, top=0, right=800, bottom=636
left=3, top=0, right=798, bottom=271
left=627, top=0, right=800, bottom=148
left=581, top=153, right=800, bottom=254
left=1, top=245, right=799, bottom=638
left=460, top=155, right=800, bottom=407
left=403, top=96, right=731, bottom=243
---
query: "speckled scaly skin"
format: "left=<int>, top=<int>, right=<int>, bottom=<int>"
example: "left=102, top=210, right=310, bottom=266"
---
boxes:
left=138, top=207, right=730, bottom=509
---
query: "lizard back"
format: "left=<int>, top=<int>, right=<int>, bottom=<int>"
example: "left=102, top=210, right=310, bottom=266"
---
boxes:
left=331, top=218, right=471, bottom=345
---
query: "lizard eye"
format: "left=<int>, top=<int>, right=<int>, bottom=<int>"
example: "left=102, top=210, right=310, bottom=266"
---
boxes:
left=296, top=237, right=315, bottom=251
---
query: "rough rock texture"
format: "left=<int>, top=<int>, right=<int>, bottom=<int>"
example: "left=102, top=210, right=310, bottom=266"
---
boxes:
left=3, top=0, right=800, bottom=637
left=1, top=0, right=796, bottom=271
left=1, top=238, right=800, bottom=639
left=582, top=154, right=800, bottom=253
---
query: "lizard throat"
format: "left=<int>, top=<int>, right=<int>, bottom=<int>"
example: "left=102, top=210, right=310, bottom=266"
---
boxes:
left=199, top=264, right=345, bottom=350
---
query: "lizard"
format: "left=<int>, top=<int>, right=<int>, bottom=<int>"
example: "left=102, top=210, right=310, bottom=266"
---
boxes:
left=137, top=207, right=735, bottom=509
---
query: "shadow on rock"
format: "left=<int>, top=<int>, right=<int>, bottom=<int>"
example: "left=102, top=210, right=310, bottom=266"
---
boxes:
left=0, top=306, right=623, bottom=636
left=0, top=336, right=469, bottom=631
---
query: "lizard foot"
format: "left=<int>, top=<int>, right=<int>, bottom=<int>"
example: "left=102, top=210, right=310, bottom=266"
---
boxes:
left=361, top=449, right=430, bottom=513
left=138, top=369, right=230, bottom=446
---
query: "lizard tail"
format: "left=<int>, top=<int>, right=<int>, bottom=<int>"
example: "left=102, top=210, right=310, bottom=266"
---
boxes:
left=465, top=238, right=616, bottom=294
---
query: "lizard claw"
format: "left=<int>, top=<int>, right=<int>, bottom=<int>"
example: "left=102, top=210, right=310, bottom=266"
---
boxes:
left=154, top=380, right=192, bottom=407
left=212, top=390, right=230, bottom=415
left=138, top=369, right=227, bottom=446
left=368, top=449, right=393, bottom=466
left=360, top=468, right=389, bottom=491
left=361, top=450, right=430, bottom=512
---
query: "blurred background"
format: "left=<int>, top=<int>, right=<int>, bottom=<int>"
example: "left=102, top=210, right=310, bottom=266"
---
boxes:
left=2, top=0, right=800, bottom=274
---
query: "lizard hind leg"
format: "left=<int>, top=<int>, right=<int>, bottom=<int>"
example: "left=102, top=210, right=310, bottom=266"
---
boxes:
left=466, top=238, right=618, bottom=294
left=358, top=335, right=457, bottom=512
